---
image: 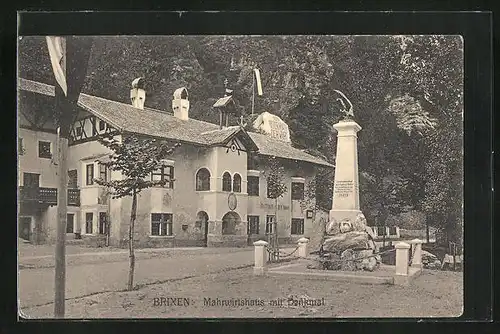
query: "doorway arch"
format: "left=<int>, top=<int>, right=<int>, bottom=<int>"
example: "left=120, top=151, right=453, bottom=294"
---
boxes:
left=222, top=211, right=241, bottom=235
left=196, top=211, right=209, bottom=247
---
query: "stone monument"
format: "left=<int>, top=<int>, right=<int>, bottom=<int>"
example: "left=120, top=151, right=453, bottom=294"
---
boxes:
left=309, top=90, right=380, bottom=271
left=330, top=89, right=363, bottom=224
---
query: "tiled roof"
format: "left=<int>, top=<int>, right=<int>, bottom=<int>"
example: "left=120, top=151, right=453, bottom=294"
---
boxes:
left=18, top=78, right=55, bottom=97
left=200, top=126, right=241, bottom=145
left=19, top=78, right=333, bottom=168
left=78, top=93, right=220, bottom=145
left=212, top=96, right=233, bottom=108
left=248, top=132, right=333, bottom=167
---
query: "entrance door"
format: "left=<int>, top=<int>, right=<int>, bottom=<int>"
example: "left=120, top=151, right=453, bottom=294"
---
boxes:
left=19, top=217, right=31, bottom=241
left=204, top=219, right=209, bottom=247
left=196, top=211, right=209, bottom=247
left=66, top=214, right=74, bottom=233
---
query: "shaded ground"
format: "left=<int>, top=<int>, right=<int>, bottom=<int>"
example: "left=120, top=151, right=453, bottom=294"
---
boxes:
left=19, top=247, right=285, bottom=309
left=23, top=266, right=463, bottom=319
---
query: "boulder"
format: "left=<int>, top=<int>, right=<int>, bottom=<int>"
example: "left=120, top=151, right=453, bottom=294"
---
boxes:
left=352, top=212, right=368, bottom=232
left=325, top=218, right=340, bottom=235
left=322, top=231, right=373, bottom=253
left=421, top=250, right=442, bottom=269
left=340, top=249, right=357, bottom=271
left=364, top=225, right=376, bottom=240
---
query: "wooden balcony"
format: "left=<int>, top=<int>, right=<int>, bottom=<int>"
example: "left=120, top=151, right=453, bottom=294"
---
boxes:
left=19, top=187, right=80, bottom=206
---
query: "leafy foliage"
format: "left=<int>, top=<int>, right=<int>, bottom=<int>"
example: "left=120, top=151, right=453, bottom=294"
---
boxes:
left=19, top=35, right=463, bottom=245
left=262, top=156, right=288, bottom=200
left=94, top=134, right=180, bottom=196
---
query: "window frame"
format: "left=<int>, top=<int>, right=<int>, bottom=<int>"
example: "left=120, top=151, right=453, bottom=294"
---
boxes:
left=86, top=163, right=95, bottom=186
left=151, top=165, right=174, bottom=188
left=195, top=168, right=211, bottom=191
left=99, top=163, right=108, bottom=182
left=222, top=172, right=232, bottom=192
left=98, top=212, right=107, bottom=235
left=291, top=182, right=305, bottom=200
left=151, top=213, right=173, bottom=236
left=247, top=176, right=260, bottom=196
left=85, top=212, right=93, bottom=234
left=38, top=140, right=52, bottom=159
left=68, top=169, right=78, bottom=188
left=265, top=215, right=275, bottom=234
left=291, top=218, right=305, bottom=235
left=232, top=173, right=242, bottom=193
left=247, top=215, right=260, bottom=235
left=66, top=213, right=74, bottom=233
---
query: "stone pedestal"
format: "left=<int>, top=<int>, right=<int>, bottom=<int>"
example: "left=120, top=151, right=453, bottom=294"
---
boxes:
left=329, top=120, right=363, bottom=224
left=394, top=242, right=410, bottom=286
left=410, top=239, right=423, bottom=269
left=297, top=237, right=309, bottom=258
left=253, top=240, right=268, bottom=275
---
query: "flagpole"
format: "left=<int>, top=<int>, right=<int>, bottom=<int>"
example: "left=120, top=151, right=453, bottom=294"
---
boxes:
left=251, top=70, right=255, bottom=115
left=55, top=123, right=69, bottom=318
left=53, top=37, right=67, bottom=318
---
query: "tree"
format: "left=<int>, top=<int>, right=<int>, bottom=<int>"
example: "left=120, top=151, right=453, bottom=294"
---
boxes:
left=386, top=35, right=463, bottom=245
left=95, top=133, right=179, bottom=290
left=262, top=156, right=288, bottom=262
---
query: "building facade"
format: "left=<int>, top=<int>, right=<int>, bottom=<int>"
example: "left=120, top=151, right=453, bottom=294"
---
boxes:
left=17, top=78, right=333, bottom=248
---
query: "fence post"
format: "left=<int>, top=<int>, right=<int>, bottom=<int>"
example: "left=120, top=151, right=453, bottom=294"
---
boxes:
left=395, top=226, right=400, bottom=239
left=253, top=240, right=268, bottom=275
left=411, top=239, right=423, bottom=269
left=297, top=237, right=309, bottom=258
left=385, top=226, right=390, bottom=238
left=394, top=242, right=410, bottom=286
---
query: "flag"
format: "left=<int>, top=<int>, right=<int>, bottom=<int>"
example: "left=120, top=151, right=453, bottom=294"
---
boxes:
left=46, top=36, right=93, bottom=137
left=46, top=36, right=67, bottom=96
left=253, top=68, right=263, bottom=96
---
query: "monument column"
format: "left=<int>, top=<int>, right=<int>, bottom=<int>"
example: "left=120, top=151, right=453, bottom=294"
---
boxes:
left=329, top=120, right=363, bottom=224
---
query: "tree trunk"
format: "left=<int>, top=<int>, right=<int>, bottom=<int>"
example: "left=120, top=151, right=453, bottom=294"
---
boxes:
left=274, top=197, right=279, bottom=262
left=127, top=189, right=137, bottom=291
left=426, top=219, right=430, bottom=243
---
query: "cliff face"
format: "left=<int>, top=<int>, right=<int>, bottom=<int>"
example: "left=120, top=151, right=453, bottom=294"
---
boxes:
left=18, top=35, right=364, bottom=161
left=18, top=35, right=465, bottom=231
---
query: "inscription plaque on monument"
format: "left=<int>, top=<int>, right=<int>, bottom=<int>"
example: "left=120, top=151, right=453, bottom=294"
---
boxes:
left=334, top=180, right=354, bottom=198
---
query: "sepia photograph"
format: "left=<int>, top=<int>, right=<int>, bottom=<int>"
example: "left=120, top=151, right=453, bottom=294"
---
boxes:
left=17, top=34, right=464, bottom=319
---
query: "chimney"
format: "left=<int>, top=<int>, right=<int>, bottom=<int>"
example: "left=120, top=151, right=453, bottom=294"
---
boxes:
left=172, top=87, right=189, bottom=120
left=130, top=77, right=146, bottom=109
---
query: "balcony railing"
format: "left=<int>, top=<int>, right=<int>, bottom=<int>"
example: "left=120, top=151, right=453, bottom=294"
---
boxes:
left=19, top=186, right=80, bottom=206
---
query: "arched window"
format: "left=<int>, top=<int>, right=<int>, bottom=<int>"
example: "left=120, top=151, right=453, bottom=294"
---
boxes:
left=196, top=168, right=211, bottom=191
left=232, top=173, right=242, bottom=193
left=222, top=172, right=232, bottom=192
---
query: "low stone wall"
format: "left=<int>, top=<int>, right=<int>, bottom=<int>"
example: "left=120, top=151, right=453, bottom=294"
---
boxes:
left=207, top=234, right=247, bottom=248
left=399, top=228, right=436, bottom=240
left=81, top=234, right=107, bottom=248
